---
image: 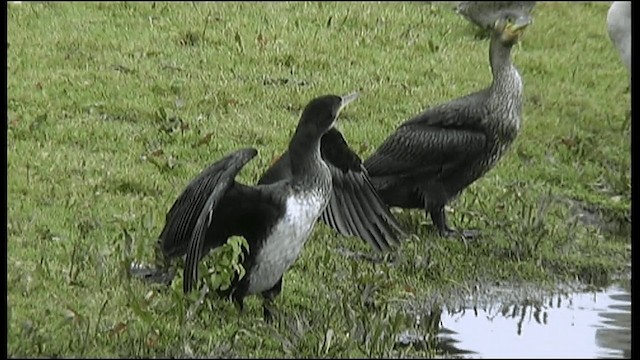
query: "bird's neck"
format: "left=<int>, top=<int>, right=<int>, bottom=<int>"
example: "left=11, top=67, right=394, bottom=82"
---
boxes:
left=489, top=37, right=516, bottom=88
left=487, top=36, right=524, bottom=138
left=287, top=125, right=324, bottom=182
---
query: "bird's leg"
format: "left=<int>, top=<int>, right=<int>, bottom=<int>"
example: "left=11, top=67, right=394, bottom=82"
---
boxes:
left=429, top=206, right=456, bottom=236
left=261, top=278, right=283, bottom=323
left=233, top=295, right=245, bottom=314
left=429, top=206, right=479, bottom=240
left=263, top=299, right=275, bottom=324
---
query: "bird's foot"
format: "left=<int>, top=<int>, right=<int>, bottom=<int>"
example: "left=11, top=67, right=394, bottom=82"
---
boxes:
left=460, top=229, right=480, bottom=239
left=262, top=300, right=280, bottom=324
left=129, top=262, right=176, bottom=285
left=263, top=305, right=274, bottom=324
left=438, top=228, right=480, bottom=241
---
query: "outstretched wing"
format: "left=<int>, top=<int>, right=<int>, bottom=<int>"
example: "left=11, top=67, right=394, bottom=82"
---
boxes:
left=155, top=148, right=258, bottom=293
left=319, top=128, right=406, bottom=251
left=259, top=128, right=406, bottom=252
left=159, top=148, right=258, bottom=257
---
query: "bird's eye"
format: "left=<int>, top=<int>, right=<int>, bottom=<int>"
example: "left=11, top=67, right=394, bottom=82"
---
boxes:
left=506, top=17, right=514, bottom=24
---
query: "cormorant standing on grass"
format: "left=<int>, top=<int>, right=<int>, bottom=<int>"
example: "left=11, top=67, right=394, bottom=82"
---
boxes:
left=139, top=93, right=358, bottom=320
left=364, top=11, right=531, bottom=238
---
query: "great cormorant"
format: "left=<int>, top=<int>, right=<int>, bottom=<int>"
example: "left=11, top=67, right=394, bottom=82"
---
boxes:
left=137, top=93, right=358, bottom=320
left=364, top=11, right=531, bottom=238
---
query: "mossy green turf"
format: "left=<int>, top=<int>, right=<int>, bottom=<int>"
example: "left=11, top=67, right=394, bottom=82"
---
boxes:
left=8, top=2, right=630, bottom=357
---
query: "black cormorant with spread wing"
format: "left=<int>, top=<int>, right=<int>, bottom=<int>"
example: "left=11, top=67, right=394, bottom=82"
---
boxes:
left=135, top=93, right=359, bottom=320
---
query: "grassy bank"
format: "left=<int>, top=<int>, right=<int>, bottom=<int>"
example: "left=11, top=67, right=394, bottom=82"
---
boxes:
left=7, top=2, right=630, bottom=357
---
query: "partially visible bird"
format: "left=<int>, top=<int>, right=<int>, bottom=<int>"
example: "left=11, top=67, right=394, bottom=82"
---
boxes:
left=364, top=11, right=531, bottom=238
left=134, top=93, right=358, bottom=321
left=606, top=1, right=631, bottom=77
left=258, top=126, right=406, bottom=253
left=455, top=2, right=536, bottom=31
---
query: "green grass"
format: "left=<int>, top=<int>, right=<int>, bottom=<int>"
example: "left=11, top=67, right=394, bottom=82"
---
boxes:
left=7, top=2, right=630, bottom=358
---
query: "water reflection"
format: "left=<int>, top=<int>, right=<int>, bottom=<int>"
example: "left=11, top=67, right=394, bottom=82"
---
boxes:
left=436, top=282, right=631, bottom=358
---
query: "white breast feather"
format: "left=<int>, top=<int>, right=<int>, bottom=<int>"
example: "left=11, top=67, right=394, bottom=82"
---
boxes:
left=506, top=67, right=523, bottom=133
left=247, top=192, right=327, bottom=295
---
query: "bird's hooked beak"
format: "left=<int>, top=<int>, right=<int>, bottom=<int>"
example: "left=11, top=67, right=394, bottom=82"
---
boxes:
left=332, top=91, right=359, bottom=129
left=505, top=15, right=532, bottom=38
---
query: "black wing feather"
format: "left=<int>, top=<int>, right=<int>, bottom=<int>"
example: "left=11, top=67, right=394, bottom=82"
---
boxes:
left=260, top=128, right=406, bottom=251
left=154, top=148, right=258, bottom=294
left=159, top=148, right=258, bottom=258
left=182, top=148, right=258, bottom=294
left=321, top=163, right=405, bottom=251
left=320, top=129, right=405, bottom=250
left=364, top=98, right=488, bottom=181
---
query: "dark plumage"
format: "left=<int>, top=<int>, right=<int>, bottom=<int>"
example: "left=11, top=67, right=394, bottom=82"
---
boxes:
left=364, top=11, right=531, bottom=238
left=455, top=2, right=536, bottom=31
left=258, top=127, right=406, bottom=252
left=135, top=93, right=358, bottom=320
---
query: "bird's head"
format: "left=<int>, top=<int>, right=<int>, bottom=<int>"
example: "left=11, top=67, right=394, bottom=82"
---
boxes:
left=299, top=92, right=359, bottom=135
left=492, top=11, right=532, bottom=47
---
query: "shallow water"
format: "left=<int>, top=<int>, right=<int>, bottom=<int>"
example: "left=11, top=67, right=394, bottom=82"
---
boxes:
left=436, top=282, right=631, bottom=359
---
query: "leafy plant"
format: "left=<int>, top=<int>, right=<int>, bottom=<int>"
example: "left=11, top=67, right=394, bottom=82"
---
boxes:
left=201, top=236, right=250, bottom=292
